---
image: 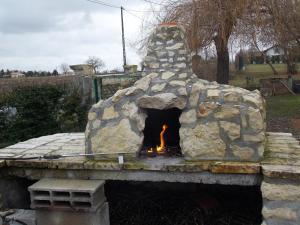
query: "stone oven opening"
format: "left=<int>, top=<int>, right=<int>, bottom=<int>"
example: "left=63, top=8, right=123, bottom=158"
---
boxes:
left=140, top=108, right=182, bottom=157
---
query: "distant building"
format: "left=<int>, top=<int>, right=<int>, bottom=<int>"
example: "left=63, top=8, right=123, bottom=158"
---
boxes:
left=264, top=46, right=285, bottom=64
left=237, top=46, right=288, bottom=66
left=70, top=64, right=94, bottom=76
left=10, top=71, right=25, bottom=78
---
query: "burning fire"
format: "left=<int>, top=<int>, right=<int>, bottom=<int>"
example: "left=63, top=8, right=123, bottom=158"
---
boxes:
left=147, top=124, right=168, bottom=155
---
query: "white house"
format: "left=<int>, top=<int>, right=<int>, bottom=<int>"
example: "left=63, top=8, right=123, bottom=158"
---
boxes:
left=264, top=45, right=285, bottom=63
left=10, top=71, right=25, bottom=78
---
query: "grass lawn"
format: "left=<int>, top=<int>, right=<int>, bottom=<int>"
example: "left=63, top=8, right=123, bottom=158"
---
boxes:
left=266, top=95, right=300, bottom=119
left=229, top=63, right=300, bottom=88
left=243, top=64, right=289, bottom=75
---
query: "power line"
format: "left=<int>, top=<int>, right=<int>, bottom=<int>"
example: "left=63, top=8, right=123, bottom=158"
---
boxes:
left=124, top=9, right=143, bottom=20
left=86, top=0, right=119, bottom=8
left=85, top=0, right=163, bottom=13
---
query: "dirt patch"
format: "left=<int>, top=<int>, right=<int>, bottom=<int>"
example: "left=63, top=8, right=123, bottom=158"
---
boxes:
left=291, top=118, right=300, bottom=132
left=267, top=117, right=292, bottom=133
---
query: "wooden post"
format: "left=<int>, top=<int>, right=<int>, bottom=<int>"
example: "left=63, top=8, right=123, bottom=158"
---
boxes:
left=93, top=78, right=99, bottom=102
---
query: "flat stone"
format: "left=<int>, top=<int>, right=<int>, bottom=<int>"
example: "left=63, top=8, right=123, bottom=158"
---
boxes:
left=170, top=80, right=186, bottom=86
left=210, top=162, right=260, bottom=174
left=232, top=145, right=255, bottom=161
left=248, top=107, right=264, bottom=131
left=91, top=119, right=142, bottom=155
left=178, top=73, right=187, bottom=78
left=177, top=57, right=186, bottom=61
left=125, top=86, right=139, bottom=96
left=166, top=43, right=184, bottom=50
left=159, top=58, right=168, bottom=62
left=243, top=92, right=263, bottom=109
left=180, top=122, right=226, bottom=159
left=88, top=112, right=97, bottom=120
left=122, top=102, right=146, bottom=131
left=207, top=89, right=220, bottom=98
left=261, top=181, right=300, bottom=201
left=122, top=102, right=138, bottom=118
left=178, top=49, right=187, bottom=54
left=241, top=113, right=248, bottom=128
left=102, top=106, right=119, bottom=120
left=147, top=62, right=160, bottom=68
left=168, top=51, right=175, bottom=57
left=157, top=52, right=167, bottom=57
left=189, top=82, right=205, bottom=107
left=134, top=76, right=152, bottom=91
left=137, top=93, right=186, bottom=110
left=214, top=106, right=240, bottom=119
left=161, top=63, right=170, bottom=67
left=93, top=100, right=103, bottom=109
left=112, top=88, right=128, bottom=102
left=178, top=87, right=187, bottom=96
left=162, top=71, right=175, bottom=80
left=262, top=206, right=297, bottom=221
left=174, top=63, right=186, bottom=68
left=179, top=109, right=197, bottom=124
left=92, top=120, right=101, bottom=129
left=220, top=121, right=240, bottom=141
left=151, top=83, right=166, bottom=92
left=197, top=102, right=219, bottom=117
left=223, top=92, right=240, bottom=101
left=262, top=165, right=300, bottom=180
left=243, top=133, right=265, bottom=142
left=267, top=132, right=293, bottom=137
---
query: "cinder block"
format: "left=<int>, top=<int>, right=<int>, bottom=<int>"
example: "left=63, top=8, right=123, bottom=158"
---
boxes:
left=36, top=202, right=109, bottom=225
left=29, top=178, right=106, bottom=212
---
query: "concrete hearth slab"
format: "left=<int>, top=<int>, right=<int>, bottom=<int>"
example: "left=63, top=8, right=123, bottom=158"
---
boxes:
left=0, top=132, right=299, bottom=185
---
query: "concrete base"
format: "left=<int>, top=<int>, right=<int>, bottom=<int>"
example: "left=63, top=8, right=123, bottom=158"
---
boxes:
left=2, top=167, right=262, bottom=186
left=36, top=202, right=109, bottom=225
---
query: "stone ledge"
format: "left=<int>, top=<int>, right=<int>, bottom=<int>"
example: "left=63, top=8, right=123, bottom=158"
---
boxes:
left=4, top=158, right=260, bottom=174
left=261, top=180, right=300, bottom=201
left=210, top=162, right=260, bottom=174
left=0, top=167, right=262, bottom=186
left=262, top=165, right=300, bottom=180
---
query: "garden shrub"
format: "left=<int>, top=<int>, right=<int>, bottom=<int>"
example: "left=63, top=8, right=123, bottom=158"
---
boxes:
left=0, top=85, right=91, bottom=148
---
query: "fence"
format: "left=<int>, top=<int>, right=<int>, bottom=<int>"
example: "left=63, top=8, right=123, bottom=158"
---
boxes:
left=0, top=73, right=143, bottom=102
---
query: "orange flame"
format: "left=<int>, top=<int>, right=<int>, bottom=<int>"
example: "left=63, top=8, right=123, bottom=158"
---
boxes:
left=157, top=124, right=168, bottom=154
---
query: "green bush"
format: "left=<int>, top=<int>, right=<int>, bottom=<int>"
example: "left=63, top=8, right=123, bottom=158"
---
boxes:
left=0, top=85, right=91, bottom=148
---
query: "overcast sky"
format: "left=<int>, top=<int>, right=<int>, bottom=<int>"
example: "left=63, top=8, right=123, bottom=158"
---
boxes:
left=0, top=0, right=155, bottom=72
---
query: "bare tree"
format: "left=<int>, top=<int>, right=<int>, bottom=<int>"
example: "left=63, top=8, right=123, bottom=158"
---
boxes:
left=86, top=56, right=105, bottom=74
left=59, top=63, right=70, bottom=75
left=265, top=0, right=300, bottom=74
left=238, top=0, right=300, bottom=74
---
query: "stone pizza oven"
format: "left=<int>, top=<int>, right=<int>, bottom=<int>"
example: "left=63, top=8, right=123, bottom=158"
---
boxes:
left=85, top=23, right=266, bottom=162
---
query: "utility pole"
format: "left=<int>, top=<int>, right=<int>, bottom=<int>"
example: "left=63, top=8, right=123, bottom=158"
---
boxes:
left=120, top=6, right=127, bottom=71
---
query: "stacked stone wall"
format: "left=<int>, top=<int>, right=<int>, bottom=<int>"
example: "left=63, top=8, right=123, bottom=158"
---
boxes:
left=261, top=178, right=300, bottom=225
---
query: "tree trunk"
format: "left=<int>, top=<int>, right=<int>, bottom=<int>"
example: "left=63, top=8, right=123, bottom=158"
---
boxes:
left=287, top=60, right=297, bottom=75
left=283, top=48, right=297, bottom=75
left=216, top=47, right=230, bottom=84
left=215, top=36, right=230, bottom=84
